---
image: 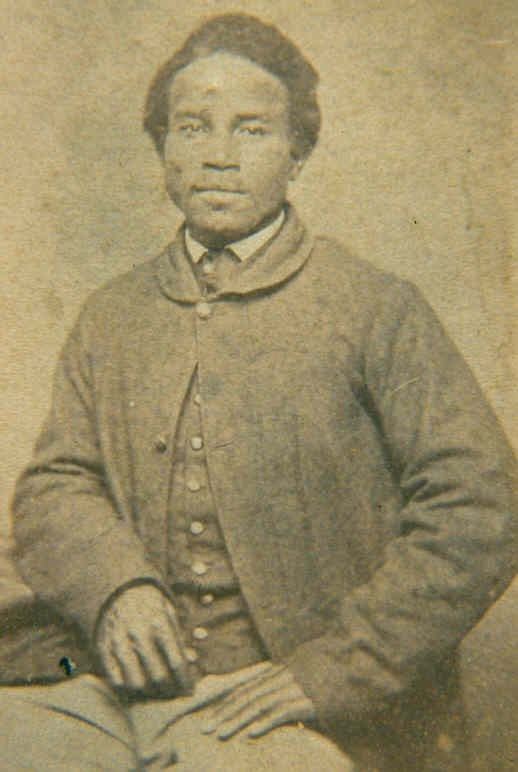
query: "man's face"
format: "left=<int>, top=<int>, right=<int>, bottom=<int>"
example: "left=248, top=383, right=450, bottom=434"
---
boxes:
left=163, top=53, right=301, bottom=246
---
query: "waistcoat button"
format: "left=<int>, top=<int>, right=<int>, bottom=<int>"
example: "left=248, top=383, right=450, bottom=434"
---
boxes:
left=193, top=626, right=209, bottom=641
left=196, top=301, right=212, bottom=319
left=184, top=647, right=199, bottom=663
left=191, top=560, right=208, bottom=576
left=190, top=520, right=205, bottom=536
left=190, top=436, right=203, bottom=451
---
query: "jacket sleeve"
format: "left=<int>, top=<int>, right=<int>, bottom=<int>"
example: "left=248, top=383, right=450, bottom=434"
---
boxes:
left=286, top=279, right=518, bottom=728
left=12, top=305, right=164, bottom=641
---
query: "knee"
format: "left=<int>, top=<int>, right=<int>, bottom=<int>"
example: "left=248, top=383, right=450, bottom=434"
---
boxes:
left=244, top=725, right=355, bottom=770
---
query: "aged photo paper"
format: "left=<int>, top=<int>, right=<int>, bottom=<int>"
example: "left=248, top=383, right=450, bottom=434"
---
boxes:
left=1, top=2, right=517, bottom=770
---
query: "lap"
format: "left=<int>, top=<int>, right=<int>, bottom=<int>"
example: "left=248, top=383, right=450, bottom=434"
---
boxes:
left=132, top=672, right=353, bottom=771
left=147, top=711, right=353, bottom=771
left=0, top=672, right=353, bottom=771
left=0, top=675, right=137, bottom=771
left=175, top=715, right=350, bottom=771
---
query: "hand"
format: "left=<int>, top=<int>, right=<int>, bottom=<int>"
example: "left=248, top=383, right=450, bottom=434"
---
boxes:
left=202, top=662, right=316, bottom=739
left=133, top=662, right=278, bottom=755
left=96, top=583, right=193, bottom=697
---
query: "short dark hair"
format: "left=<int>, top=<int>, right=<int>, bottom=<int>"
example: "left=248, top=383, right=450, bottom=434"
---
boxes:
left=143, top=13, right=321, bottom=161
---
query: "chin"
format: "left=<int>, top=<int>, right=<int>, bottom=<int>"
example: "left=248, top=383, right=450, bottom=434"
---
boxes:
left=188, top=208, right=259, bottom=244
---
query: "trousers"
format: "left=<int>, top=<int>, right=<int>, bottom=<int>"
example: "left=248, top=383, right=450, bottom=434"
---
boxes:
left=0, top=673, right=353, bottom=771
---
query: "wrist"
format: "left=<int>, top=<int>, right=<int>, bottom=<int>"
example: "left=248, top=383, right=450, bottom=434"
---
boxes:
left=94, top=577, right=173, bottom=643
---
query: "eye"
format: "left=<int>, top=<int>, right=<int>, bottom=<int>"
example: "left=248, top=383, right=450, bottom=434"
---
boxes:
left=237, top=124, right=267, bottom=137
left=176, top=121, right=206, bottom=135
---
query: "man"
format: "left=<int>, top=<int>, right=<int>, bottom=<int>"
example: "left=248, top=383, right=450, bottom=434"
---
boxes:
left=2, top=12, right=517, bottom=771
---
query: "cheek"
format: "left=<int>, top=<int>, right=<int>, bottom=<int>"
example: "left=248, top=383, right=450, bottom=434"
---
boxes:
left=163, top=139, right=200, bottom=179
left=164, top=160, right=182, bottom=178
left=256, top=158, right=294, bottom=197
left=163, top=163, right=181, bottom=196
left=163, top=156, right=193, bottom=196
left=163, top=162, right=191, bottom=211
left=243, top=144, right=294, bottom=190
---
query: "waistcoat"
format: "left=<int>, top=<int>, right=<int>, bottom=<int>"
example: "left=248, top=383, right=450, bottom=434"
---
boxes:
left=166, top=243, right=269, bottom=675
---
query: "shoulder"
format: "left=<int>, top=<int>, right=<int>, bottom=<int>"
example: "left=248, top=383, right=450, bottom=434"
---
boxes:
left=308, top=234, right=426, bottom=325
left=311, top=235, right=411, bottom=293
left=89, top=250, right=167, bottom=308
left=73, top=249, right=170, bottom=332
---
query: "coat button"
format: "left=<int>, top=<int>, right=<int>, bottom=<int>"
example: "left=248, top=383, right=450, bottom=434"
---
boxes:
left=190, top=436, right=203, bottom=451
left=193, top=626, right=209, bottom=641
left=190, top=520, right=205, bottom=535
left=154, top=436, right=168, bottom=453
left=201, top=593, right=214, bottom=606
left=193, top=393, right=202, bottom=406
left=196, top=301, right=212, bottom=319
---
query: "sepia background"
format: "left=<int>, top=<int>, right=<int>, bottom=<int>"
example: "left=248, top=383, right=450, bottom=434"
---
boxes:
left=1, top=1, right=516, bottom=768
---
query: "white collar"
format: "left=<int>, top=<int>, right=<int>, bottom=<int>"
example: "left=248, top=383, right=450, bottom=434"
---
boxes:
left=185, top=209, right=286, bottom=263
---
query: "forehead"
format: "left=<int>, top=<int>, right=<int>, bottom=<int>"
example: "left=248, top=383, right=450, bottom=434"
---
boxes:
left=168, top=52, right=289, bottom=115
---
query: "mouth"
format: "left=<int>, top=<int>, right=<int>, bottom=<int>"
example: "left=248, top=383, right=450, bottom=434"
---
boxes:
left=192, top=186, right=246, bottom=196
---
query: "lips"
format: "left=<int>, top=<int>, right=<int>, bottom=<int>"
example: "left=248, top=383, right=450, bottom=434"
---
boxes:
left=192, top=185, right=245, bottom=195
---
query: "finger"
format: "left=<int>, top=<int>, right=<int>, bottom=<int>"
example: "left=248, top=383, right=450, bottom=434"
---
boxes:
left=204, top=684, right=296, bottom=739
left=187, top=662, right=277, bottom=715
left=247, top=698, right=312, bottom=738
left=210, top=665, right=290, bottom=716
left=163, top=601, right=182, bottom=632
left=205, top=661, right=277, bottom=696
left=211, top=664, right=287, bottom=710
left=156, top=608, right=191, bottom=662
left=143, top=665, right=278, bottom=745
left=101, top=649, right=125, bottom=688
left=137, top=638, right=171, bottom=685
left=214, top=692, right=286, bottom=740
left=113, top=638, right=147, bottom=690
left=154, top=628, right=193, bottom=693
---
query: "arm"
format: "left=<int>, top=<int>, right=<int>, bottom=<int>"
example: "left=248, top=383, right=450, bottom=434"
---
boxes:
left=12, top=305, right=165, bottom=639
left=12, top=305, right=193, bottom=693
left=284, top=281, right=518, bottom=729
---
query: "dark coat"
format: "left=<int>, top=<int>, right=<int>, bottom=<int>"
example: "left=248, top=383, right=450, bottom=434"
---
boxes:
left=10, top=208, right=518, bottom=769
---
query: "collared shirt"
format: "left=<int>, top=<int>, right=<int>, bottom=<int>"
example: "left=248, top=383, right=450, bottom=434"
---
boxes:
left=185, top=208, right=286, bottom=263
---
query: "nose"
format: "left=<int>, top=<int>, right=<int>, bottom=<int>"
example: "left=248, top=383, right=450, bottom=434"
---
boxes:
left=203, top=128, right=239, bottom=170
